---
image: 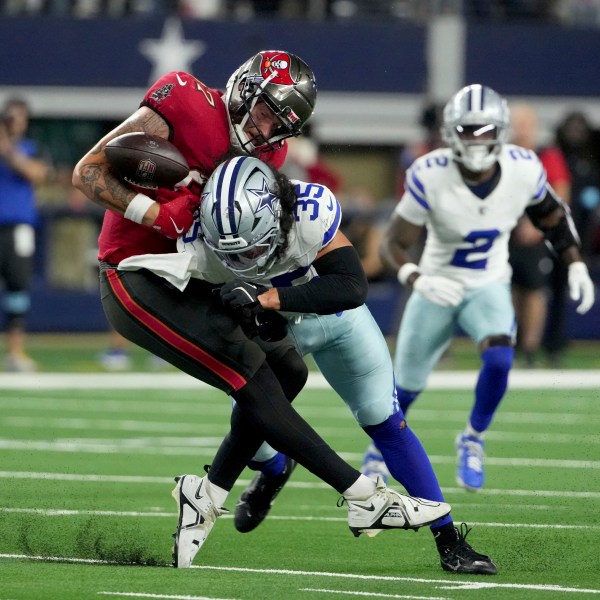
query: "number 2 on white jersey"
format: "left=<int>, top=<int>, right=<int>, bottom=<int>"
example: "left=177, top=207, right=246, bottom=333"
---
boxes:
left=450, top=229, right=500, bottom=269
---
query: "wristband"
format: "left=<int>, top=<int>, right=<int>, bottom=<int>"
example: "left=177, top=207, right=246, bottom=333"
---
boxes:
left=124, top=193, right=155, bottom=224
left=397, top=263, right=420, bottom=285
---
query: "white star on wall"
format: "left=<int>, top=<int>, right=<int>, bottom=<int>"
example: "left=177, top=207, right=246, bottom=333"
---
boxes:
left=139, top=17, right=206, bottom=84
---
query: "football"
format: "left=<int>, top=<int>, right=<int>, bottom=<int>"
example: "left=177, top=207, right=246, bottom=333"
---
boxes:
left=105, top=132, right=189, bottom=189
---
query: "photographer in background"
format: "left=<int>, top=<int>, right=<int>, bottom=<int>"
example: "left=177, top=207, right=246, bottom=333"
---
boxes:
left=0, top=97, right=50, bottom=372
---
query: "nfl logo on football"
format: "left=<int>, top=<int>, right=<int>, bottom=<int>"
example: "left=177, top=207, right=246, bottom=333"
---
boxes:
left=136, top=158, right=157, bottom=183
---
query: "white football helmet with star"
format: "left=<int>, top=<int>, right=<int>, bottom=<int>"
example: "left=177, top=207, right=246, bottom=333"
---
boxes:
left=199, top=156, right=283, bottom=278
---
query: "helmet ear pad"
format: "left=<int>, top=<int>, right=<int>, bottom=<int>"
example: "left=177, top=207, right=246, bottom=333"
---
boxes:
left=225, top=50, right=317, bottom=154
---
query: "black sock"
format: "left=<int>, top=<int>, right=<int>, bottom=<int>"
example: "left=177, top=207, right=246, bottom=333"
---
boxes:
left=432, top=522, right=459, bottom=554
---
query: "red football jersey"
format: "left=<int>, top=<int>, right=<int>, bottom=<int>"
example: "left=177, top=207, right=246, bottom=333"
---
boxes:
left=98, top=71, right=288, bottom=263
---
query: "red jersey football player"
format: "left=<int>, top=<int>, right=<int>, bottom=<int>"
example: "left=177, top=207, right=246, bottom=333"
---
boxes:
left=71, top=53, right=450, bottom=570
left=73, top=50, right=316, bottom=263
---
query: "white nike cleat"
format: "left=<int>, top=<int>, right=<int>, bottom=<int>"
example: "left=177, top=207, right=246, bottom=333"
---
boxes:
left=345, top=476, right=451, bottom=537
left=171, top=474, right=228, bottom=568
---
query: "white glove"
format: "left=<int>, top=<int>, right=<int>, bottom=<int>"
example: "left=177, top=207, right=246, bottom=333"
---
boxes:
left=568, top=261, right=595, bottom=314
left=413, top=274, right=465, bottom=307
left=398, top=263, right=464, bottom=307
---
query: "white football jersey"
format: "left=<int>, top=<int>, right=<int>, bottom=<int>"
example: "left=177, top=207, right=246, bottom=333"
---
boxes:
left=397, top=144, right=548, bottom=288
left=177, top=180, right=342, bottom=289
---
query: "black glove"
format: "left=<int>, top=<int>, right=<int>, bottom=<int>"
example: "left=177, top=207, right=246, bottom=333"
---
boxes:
left=220, top=280, right=288, bottom=342
left=220, top=280, right=267, bottom=311
left=253, top=310, right=289, bottom=342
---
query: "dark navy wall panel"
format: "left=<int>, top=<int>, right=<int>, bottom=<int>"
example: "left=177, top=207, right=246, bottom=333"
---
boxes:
left=466, top=24, right=600, bottom=97
left=3, top=18, right=599, bottom=95
left=0, top=17, right=426, bottom=92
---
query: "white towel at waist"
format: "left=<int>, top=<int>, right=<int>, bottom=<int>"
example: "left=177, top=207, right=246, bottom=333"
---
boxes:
left=118, top=253, right=196, bottom=291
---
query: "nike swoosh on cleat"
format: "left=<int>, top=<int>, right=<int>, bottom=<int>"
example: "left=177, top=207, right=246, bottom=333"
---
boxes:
left=354, top=502, right=376, bottom=511
left=195, top=480, right=204, bottom=500
left=170, top=217, right=185, bottom=234
left=176, top=74, right=187, bottom=86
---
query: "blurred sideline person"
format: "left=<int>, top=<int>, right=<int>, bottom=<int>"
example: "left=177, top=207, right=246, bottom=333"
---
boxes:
left=281, top=123, right=342, bottom=194
left=556, top=112, right=600, bottom=264
left=72, top=51, right=450, bottom=570
left=0, top=97, right=51, bottom=372
left=120, top=155, right=494, bottom=574
left=396, top=102, right=445, bottom=197
left=508, top=103, right=572, bottom=367
left=340, top=186, right=388, bottom=282
left=365, top=84, right=594, bottom=493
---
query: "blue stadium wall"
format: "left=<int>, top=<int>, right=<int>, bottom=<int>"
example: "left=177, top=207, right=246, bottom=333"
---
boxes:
left=1, top=16, right=599, bottom=336
left=2, top=18, right=600, bottom=96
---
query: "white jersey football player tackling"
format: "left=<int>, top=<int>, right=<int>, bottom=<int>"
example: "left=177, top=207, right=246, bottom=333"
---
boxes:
left=120, top=154, right=497, bottom=574
left=367, top=84, right=595, bottom=493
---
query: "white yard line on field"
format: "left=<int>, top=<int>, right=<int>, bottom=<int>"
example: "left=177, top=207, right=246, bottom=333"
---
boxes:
left=1, top=471, right=600, bottom=499
left=1, top=370, right=600, bottom=389
left=2, top=409, right=599, bottom=427
left=1, top=555, right=599, bottom=595
left=0, top=507, right=598, bottom=531
left=0, top=396, right=231, bottom=415
left=1, top=436, right=599, bottom=468
left=98, top=593, right=238, bottom=600
left=301, top=589, right=450, bottom=599
left=2, top=405, right=599, bottom=428
left=194, top=565, right=600, bottom=594
left=1, top=416, right=228, bottom=434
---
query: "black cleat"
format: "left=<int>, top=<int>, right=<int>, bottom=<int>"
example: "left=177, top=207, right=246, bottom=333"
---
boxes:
left=438, top=523, right=497, bottom=575
left=234, top=457, right=297, bottom=533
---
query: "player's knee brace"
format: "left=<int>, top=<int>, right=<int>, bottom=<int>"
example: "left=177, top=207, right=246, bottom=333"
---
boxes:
left=267, top=348, right=308, bottom=402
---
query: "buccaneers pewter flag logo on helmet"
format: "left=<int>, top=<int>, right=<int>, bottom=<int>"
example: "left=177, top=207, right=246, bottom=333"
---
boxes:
left=260, top=52, right=296, bottom=85
left=225, top=50, right=317, bottom=154
left=200, top=156, right=282, bottom=279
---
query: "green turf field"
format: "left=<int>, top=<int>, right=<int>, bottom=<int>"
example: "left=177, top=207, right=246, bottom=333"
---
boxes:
left=0, top=370, right=599, bottom=599
left=7, top=333, right=600, bottom=372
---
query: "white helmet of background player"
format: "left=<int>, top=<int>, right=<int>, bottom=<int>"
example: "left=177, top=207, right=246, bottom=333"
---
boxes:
left=225, top=50, right=317, bottom=155
left=200, top=156, right=283, bottom=278
left=442, top=84, right=510, bottom=172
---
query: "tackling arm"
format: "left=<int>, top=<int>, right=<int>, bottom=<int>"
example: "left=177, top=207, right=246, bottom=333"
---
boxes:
left=259, top=230, right=368, bottom=314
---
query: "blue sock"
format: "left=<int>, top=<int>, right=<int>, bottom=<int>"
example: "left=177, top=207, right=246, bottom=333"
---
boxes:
left=363, top=412, right=452, bottom=528
left=248, top=452, right=286, bottom=477
left=471, top=345, right=514, bottom=432
left=397, top=387, right=420, bottom=414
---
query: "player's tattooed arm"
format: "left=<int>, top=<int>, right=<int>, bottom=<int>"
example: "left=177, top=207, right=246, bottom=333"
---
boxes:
left=72, top=107, right=169, bottom=214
